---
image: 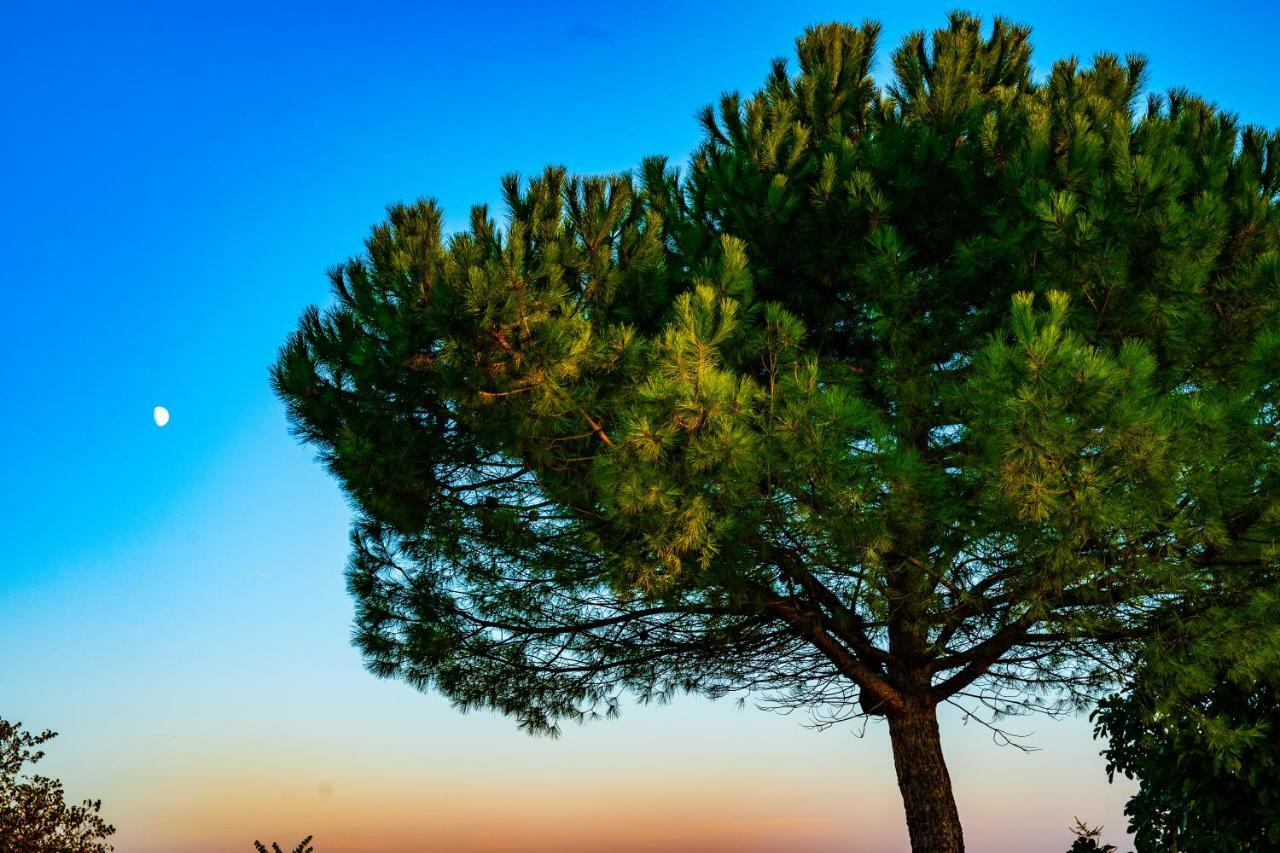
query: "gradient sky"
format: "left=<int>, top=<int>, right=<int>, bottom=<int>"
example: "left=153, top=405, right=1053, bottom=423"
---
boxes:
left=4, top=1, right=1277, bottom=851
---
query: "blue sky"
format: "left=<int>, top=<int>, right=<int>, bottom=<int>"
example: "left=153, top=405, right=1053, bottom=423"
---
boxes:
left=3, top=2, right=1277, bottom=850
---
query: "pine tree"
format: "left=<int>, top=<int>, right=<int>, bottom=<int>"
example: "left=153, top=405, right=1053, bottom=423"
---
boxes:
left=273, top=14, right=1280, bottom=852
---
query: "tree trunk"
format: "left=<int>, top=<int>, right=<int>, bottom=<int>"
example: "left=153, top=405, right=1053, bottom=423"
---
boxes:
left=887, top=701, right=964, bottom=853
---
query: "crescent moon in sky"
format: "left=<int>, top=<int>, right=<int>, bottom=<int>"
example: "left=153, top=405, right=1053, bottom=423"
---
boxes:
left=153, top=406, right=170, bottom=427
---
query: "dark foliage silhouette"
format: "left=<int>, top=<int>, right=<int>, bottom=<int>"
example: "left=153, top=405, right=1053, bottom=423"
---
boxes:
left=0, top=717, right=115, bottom=852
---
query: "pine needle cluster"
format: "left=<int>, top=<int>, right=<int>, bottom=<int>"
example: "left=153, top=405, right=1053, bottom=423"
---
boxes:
left=273, top=13, right=1279, bottom=850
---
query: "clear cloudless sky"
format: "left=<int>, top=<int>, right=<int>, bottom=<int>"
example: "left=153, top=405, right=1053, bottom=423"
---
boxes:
left=3, top=1, right=1276, bottom=851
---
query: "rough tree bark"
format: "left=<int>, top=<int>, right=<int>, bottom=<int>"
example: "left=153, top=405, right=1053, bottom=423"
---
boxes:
left=887, top=702, right=965, bottom=853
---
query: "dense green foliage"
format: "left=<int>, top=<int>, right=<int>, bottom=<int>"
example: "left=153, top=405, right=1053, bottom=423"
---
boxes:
left=274, top=12, right=1279, bottom=849
left=0, top=718, right=115, bottom=853
left=1093, top=587, right=1280, bottom=851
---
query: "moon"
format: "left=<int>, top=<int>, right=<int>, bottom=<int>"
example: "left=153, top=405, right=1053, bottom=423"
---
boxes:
left=153, top=406, right=170, bottom=427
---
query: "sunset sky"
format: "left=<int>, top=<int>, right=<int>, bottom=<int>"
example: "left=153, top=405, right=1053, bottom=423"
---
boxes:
left=4, top=1, right=1278, bottom=850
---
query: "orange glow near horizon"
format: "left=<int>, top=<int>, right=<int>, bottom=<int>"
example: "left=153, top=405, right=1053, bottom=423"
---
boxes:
left=61, top=694, right=1129, bottom=853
